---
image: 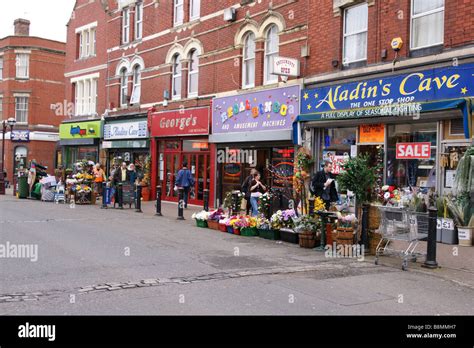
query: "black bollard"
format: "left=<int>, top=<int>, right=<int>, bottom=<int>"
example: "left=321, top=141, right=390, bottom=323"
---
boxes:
left=232, top=191, right=239, bottom=215
left=117, top=183, right=123, bottom=209
left=155, top=185, right=162, bottom=216
left=423, top=207, right=439, bottom=269
left=360, top=203, right=369, bottom=254
left=308, top=197, right=315, bottom=216
left=177, top=187, right=185, bottom=220
left=135, top=184, right=142, bottom=213
left=203, top=189, right=209, bottom=212
left=101, top=182, right=108, bottom=209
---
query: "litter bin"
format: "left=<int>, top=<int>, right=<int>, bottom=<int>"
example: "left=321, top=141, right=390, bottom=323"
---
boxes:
left=18, top=175, right=29, bottom=199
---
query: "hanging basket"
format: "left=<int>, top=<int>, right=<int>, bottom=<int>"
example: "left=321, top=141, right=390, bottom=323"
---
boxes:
left=298, top=231, right=317, bottom=248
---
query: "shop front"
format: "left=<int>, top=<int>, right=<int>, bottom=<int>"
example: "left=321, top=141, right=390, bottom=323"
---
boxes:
left=295, top=62, right=474, bottom=197
left=150, top=107, right=214, bottom=206
left=59, top=120, right=103, bottom=169
left=210, top=85, right=300, bottom=206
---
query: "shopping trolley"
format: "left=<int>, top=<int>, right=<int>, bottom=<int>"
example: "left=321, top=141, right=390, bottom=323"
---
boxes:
left=375, top=206, right=428, bottom=271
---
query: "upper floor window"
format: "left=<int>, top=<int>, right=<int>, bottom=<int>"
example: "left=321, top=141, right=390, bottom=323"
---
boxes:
left=0, top=96, right=3, bottom=119
left=78, top=27, right=96, bottom=59
left=74, top=77, right=97, bottom=116
left=130, top=65, right=142, bottom=104
left=188, top=49, right=199, bottom=97
left=0, top=57, right=3, bottom=80
left=190, top=0, right=200, bottom=21
left=172, top=54, right=182, bottom=99
left=122, top=7, right=130, bottom=44
left=264, top=25, right=279, bottom=85
left=343, top=3, right=368, bottom=65
left=120, top=68, right=128, bottom=106
left=16, top=53, right=30, bottom=79
left=242, top=32, right=256, bottom=88
left=135, top=1, right=143, bottom=40
left=15, top=96, right=29, bottom=123
left=411, top=0, right=444, bottom=50
left=174, top=0, right=184, bottom=26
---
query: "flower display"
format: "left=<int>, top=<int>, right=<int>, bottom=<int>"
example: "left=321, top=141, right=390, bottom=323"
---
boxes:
left=293, top=214, right=320, bottom=233
left=258, top=192, right=273, bottom=214
left=72, top=184, right=92, bottom=193
left=270, top=209, right=297, bottom=229
left=191, top=210, right=211, bottom=221
left=336, top=212, right=358, bottom=227
left=209, top=208, right=226, bottom=221
left=256, top=216, right=271, bottom=230
left=313, top=196, right=326, bottom=212
left=379, top=185, right=401, bottom=206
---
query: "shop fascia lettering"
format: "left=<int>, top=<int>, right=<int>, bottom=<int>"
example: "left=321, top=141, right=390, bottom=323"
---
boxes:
left=220, top=99, right=291, bottom=124
left=159, top=114, right=197, bottom=130
left=111, top=125, right=139, bottom=137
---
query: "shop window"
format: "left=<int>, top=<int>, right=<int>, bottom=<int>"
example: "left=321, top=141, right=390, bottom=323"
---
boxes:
left=264, top=25, right=279, bottom=85
left=188, top=49, right=199, bottom=97
left=411, top=0, right=444, bottom=50
left=183, top=139, right=208, bottom=152
left=343, top=3, right=368, bottom=65
left=172, top=54, right=182, bottom=100
left=165, top=140, right=180, bottom=150
left=386, top=123, right=437, bottom=189
left=242, top=32, right=256, bottom=88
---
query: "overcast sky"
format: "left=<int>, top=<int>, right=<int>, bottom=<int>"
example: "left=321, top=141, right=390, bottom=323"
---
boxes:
left=0, top=0, right=76, bottom=42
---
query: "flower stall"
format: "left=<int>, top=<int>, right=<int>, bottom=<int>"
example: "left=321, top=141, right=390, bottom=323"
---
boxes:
left=65, top=160, right=96, bottom=204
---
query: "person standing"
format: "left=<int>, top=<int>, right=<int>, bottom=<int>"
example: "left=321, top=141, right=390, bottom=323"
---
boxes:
left=176, top=162, right=195, bottom=208
left=249, top=172, right=266, bottom=216
left=241, top=168, right=258, bottom=214
left=113, top=162, right=130, bottom=184
left=310, top=161, right=338, bottom=209
left=128, top=163, right=139, bottom=186
left=93, top=163, right=105, bottom=196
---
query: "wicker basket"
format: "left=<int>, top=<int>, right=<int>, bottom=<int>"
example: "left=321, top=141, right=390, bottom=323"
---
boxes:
left=357, top=205, right=381, bottom=231
left=299, top=231, right=317, bottom=248
left=368, top=231, right=382, bottom=255
left=207, top=220, right=220, bottom=230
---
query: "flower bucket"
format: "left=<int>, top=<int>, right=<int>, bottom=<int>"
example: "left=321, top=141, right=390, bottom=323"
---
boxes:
left=258, top=229, right=280, bottom=240
left=233, top=227, right=241, bottom=235
left=196, top=220, right=208, bottom=228
left=240, top=227, right=258, bottom=237
left=458, top=226, right=473, bottom=247
left=218, top=223, right=227, bottom=232
left=298, top=231, right=316, bottom=248
left=226, top=226, right=234, bottom=234
left=207, top=220, right=220, bottom=230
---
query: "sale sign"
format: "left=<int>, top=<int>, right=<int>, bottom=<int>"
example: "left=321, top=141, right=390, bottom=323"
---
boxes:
left=396, top=142, right=431, bottom=159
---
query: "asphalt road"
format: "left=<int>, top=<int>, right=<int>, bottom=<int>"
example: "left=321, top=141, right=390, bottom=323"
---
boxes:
left=1, top=196, right=473, bottom=315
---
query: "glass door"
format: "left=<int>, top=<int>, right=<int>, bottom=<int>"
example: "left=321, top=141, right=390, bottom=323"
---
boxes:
left=182, top=152, right=210, bottom=205
left=163, top=152, right=180, bottom=201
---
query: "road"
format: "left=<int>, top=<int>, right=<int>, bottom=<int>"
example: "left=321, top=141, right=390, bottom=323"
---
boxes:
left=0, top=195, right=473, bottom=315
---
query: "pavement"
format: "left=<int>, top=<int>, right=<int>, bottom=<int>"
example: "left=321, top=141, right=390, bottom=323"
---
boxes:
left=0, top=189, right=473, bottom=315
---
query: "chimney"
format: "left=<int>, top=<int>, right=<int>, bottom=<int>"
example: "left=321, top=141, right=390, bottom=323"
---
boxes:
left=14, top=19, right=30, bottom=36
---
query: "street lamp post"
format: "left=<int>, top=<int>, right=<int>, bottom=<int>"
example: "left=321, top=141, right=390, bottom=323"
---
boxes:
left=0, top=118, right=17, bottom=195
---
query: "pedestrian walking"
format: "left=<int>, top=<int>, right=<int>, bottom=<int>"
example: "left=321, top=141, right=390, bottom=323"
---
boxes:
left=175, top=161, right=195, bottom=208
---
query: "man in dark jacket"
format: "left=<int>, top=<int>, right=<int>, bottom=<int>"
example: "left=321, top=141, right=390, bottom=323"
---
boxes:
left=113, top=162, right=130, bottom=185
left=311, top=161, right=338, bottom=209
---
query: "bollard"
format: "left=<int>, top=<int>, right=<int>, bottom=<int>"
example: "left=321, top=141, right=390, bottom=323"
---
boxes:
left=117, top=183, right=124, bottom=209
left=360, top=203, right=369, bottom=254
left=135, top=184, right=142, bottom=213
left=232, top=191, right=239, bottom=215
left=155, top=185, right=162, bottom=216
left=308, top=198, right=315, bottom=217
left=423, top=207, right=439, bottom=269
left=177, top=187, right=185, bottom=220
left=203, top=189, right=209, bottom=212
left=101, top=182, right=108, bottom=209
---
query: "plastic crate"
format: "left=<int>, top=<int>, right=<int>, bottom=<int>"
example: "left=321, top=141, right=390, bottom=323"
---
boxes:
left=258, top=229, right=280, bottom=240
left=195, top=220, right=208, bottom=228
left=280, top=228, right=299, bottom=244
left=240, top=227, right=258, bottom=237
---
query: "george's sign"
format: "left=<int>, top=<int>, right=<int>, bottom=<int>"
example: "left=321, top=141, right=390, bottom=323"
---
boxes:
left=396, top=142, right=431, bottom=159
left=151, top=107, right=209, bottom=137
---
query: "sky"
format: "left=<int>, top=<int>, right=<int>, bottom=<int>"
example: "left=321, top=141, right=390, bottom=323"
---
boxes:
left=0, top=0, right=76, bottom=42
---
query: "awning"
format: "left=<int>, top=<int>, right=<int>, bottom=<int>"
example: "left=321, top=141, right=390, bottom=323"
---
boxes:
left=293, top=98, right=473, bottom=144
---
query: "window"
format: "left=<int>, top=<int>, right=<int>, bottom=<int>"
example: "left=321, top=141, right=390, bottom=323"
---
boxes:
left=16, top=53, right=30, bottom=79
left=15, top=96, right=29, bottom=123
left=135, top=1, right=143, bottom=40
left=0, top=57, right=3, bottom=80
left=264, top=25, right=279, bottom=84
left=0, top=96, right=3, bottom=119
left=74, top=77, right=98, bottom=116
left=77, top=27, right=96, bottom=59
left=122, top=7, right=130, bottom=44
left=130, top=65, right=141, bottom=104
left=188, top=50, right=199, bottom=97
left=190, top=0, right=200, bottom=20
left=343, top=3, right=368, bottom=65
left=174, top=0, right=184, bottom=26
left=411, top=0, right=444, bottom=49
left=242, top=32, right=256, bottom=88
left=120, top=68, right=128, bottom=106
left=172, top=54, right=182, bottom=99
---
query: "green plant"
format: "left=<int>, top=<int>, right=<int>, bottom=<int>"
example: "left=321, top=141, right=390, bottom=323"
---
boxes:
left=336, top=153, right=381, bottom=204
left=223, top=190, right=242, bottom=211
left=292, top=215, right=320, bottom=233
left=449, top=146, right=474, bottom=227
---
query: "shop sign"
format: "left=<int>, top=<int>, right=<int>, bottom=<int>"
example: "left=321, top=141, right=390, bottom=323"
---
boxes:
left=151, top=107, right=209, bottom=137
left=331, top=155, right=349, bottom=175
left=396, top=142, right=431, bottom=159
left=272, top=57, right=300, bottom=77
left=104, top=120, right=148, bottom=140
left=359, top=124, right=385, bottom=143
left=11, top=130, right=30, bottom=142
left=59, top=121, right=102, bottom=139
left=301, top=63, right=474, bottom=120
left=212, top=85, right=300, bottom=134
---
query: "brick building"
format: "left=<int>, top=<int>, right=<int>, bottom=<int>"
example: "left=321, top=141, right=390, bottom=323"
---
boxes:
left=0, top=19, right=66, bottom=187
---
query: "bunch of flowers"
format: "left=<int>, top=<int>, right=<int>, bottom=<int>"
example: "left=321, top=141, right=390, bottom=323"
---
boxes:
left=293, top=215, right=320, bottom=233
left=258, top=192, right=273, bottom=214
left=223, top=191, right=244, bottom=211
left=256, top=216, right=271, bottom=230
left=379, top=185, right=401, bottom=206
left=270, top=209, right=297, bottom=229
left=191, top=210, right=211, bottom=221
left=226, top=215, right=258, bottom=229
left=313, top=196, right=326, bottom=212
left=73, top=184, right=92, bottom=193
left=336, top=212, right=358, bottom=227
left=225, top=216, right=240, bottom=227
left=209, top=208, right=226, bottom=221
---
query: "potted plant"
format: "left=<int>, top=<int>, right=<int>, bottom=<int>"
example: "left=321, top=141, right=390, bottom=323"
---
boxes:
left=191, top=210, right=210, bottom=228
left=335, top=212, right=357, bottom=243
left=257, top=216, right=280, bottom=240
left=207, top=209, right=226, bottom=230
left=293, top=214, right=320, bottom=248
left=240, top=216, right=258, bottom=236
